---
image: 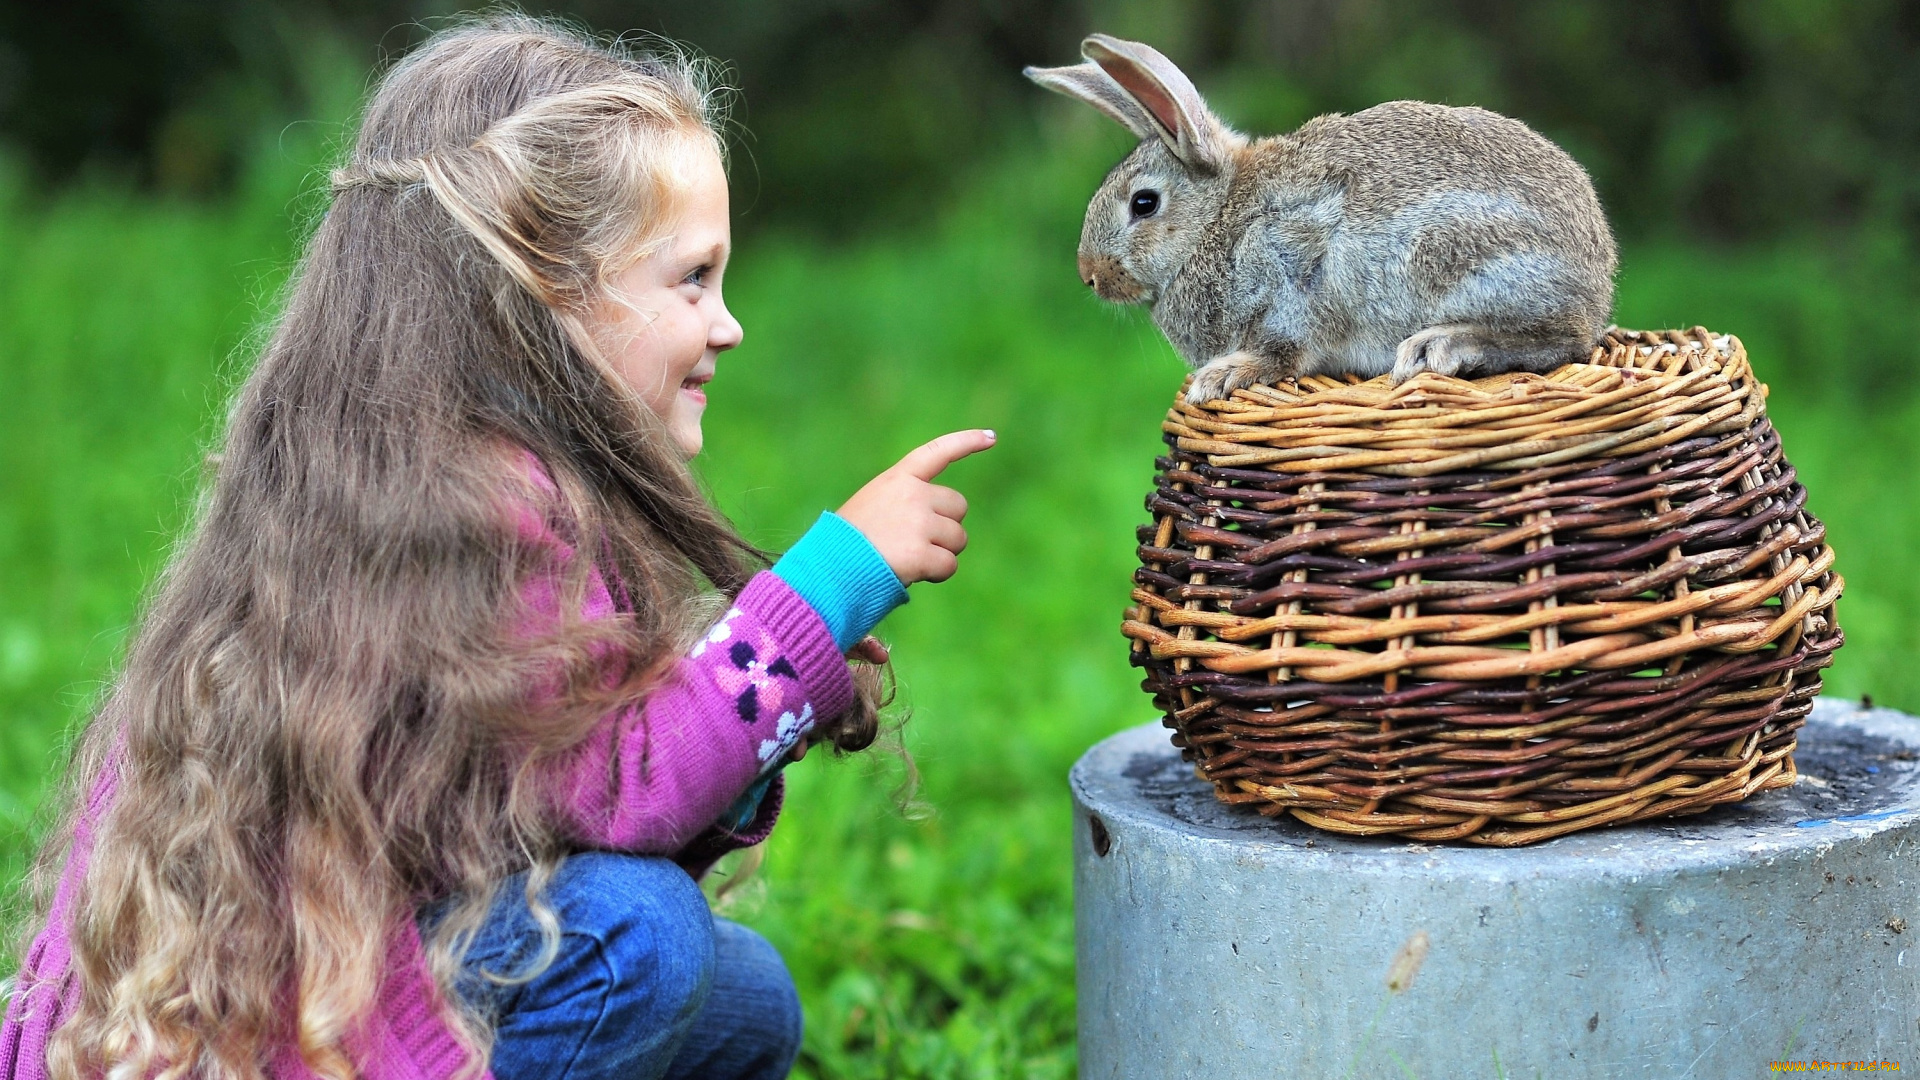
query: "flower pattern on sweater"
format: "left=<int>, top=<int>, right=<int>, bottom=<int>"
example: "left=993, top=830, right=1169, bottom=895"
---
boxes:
left=757, top=704, right=814, bottom=767
left=711, top=625, right=801, bottom=725
left=689, top=608, right=741, bottom=659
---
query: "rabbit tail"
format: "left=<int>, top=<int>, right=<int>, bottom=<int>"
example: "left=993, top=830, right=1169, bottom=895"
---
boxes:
left=1390, top=322, right=1598, bottom=385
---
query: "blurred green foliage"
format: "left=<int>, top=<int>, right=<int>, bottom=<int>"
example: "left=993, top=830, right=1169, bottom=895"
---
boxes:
left=2, top=67, right=1917, bottom=1072
left=4, top=1, right=1920, bottom=242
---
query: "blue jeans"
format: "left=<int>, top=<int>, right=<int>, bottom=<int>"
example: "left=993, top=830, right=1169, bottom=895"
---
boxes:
left=417, top=852, right=802, bottom=1080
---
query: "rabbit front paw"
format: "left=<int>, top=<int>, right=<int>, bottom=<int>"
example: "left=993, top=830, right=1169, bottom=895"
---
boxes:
left=1185, top=351, right=1285, bottom=404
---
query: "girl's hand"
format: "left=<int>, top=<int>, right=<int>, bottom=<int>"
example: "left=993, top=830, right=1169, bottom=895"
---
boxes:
left=849, top=636, right=891, bottom=666
left=838, top=429, right=995, bottom=586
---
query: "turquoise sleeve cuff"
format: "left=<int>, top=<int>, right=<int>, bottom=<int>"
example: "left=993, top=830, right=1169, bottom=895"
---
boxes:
left=720, top=772, right=779, bottom=833
left=772, top=511, right=909, bottom=653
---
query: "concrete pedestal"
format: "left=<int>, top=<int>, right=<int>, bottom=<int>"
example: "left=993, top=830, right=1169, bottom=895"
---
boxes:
left=1072, top=698, right=1920, bottom=1078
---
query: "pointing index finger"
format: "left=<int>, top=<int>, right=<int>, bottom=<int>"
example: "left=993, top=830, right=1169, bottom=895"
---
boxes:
left=898, top=429, right=996, bottom=482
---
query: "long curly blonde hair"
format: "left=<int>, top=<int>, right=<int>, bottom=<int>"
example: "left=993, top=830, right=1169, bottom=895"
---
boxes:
left=10, top=15, right=883, bottom=1079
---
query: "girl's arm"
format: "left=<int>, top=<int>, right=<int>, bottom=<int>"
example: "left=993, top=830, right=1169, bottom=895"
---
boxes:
left=543, top=510, right=908, bottom=861
left=706, top=429, right=995, bottom=834
left=704, top=510, right=906, bottom=835
left=533, top=564, right=854, bottom=855
left=505, top=450, right=850, bottom=856
left=521, top=429, right=990, bottom=859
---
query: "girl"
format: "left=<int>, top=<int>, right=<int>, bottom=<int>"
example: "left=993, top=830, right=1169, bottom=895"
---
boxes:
left=1, top=16, right=989, bottom=1080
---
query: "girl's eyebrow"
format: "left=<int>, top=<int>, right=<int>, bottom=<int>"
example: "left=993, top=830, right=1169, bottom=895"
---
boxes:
left=666, top=242, right=726, bottom=282
left=677, top=242, right=726, bottom=268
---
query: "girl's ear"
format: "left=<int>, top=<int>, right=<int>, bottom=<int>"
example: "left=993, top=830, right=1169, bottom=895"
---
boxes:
left=1079, top=34, right=1232, bottom=174
left=1023, top=61, right=1159, bottom=144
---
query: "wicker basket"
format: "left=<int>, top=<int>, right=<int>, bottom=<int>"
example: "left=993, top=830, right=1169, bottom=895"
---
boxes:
left=1123, top=327, right=1843, bottom=846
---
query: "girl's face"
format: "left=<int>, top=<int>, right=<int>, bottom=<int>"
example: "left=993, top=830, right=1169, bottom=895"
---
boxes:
left=593, top=142, right=742, bottom=457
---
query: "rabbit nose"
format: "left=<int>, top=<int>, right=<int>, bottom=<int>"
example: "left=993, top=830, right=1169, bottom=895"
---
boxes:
left=1078, top=254, right=1133, bottom=299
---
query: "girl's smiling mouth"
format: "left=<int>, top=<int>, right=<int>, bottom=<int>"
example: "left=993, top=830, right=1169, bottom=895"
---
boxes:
left=680, top=371, right=711, bottom=405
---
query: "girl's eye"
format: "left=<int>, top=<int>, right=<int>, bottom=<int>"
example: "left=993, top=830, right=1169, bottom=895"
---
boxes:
left=1130, top=190, right=1160, bottom=218
left=681, top=265, right=710, bottom=288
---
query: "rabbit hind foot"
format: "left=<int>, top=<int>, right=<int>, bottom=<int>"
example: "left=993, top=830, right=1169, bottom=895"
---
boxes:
left=1185, top=350, right=1294, bottom=404
left=1390, top=324, right=1586, bottom=386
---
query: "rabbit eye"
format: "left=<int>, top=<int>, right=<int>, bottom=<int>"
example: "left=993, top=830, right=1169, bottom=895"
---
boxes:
left=1129, top=190, right=1160, bottom=218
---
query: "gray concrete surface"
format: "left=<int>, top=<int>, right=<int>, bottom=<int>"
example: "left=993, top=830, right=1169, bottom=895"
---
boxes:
left=1072, top=697, right=1920, bottom=1078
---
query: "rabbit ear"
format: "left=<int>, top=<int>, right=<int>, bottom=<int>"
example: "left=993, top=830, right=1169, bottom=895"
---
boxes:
left=1023, top=62, right=1159, bottom=143
left=1080, top=34, right=1230, bottom=173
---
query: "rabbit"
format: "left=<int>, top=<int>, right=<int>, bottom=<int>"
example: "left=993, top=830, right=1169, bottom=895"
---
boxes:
left=1025, top=34, right=1617, bottom=403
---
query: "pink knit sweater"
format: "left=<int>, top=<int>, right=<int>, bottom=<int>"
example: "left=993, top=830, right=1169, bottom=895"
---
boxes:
left=0, top=465, right=852, bottom=1079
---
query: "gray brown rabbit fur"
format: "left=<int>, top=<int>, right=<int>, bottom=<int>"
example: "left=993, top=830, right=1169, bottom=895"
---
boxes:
left=1026, top=35, right=1617, bottom=403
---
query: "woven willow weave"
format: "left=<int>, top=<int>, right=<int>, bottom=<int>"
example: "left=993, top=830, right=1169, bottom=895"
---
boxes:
left=1124, top=327, right=1843, bottom=846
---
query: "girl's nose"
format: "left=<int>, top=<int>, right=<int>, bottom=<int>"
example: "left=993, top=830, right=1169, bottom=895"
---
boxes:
left=711, top=302, right=744, bottom=351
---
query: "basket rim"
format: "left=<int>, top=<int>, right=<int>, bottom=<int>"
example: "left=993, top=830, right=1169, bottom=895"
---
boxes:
left=1167, top=327, right=1762, bottom=479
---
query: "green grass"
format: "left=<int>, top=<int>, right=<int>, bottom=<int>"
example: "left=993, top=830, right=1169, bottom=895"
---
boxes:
left=2, top=117, right=1918, bottom=1078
